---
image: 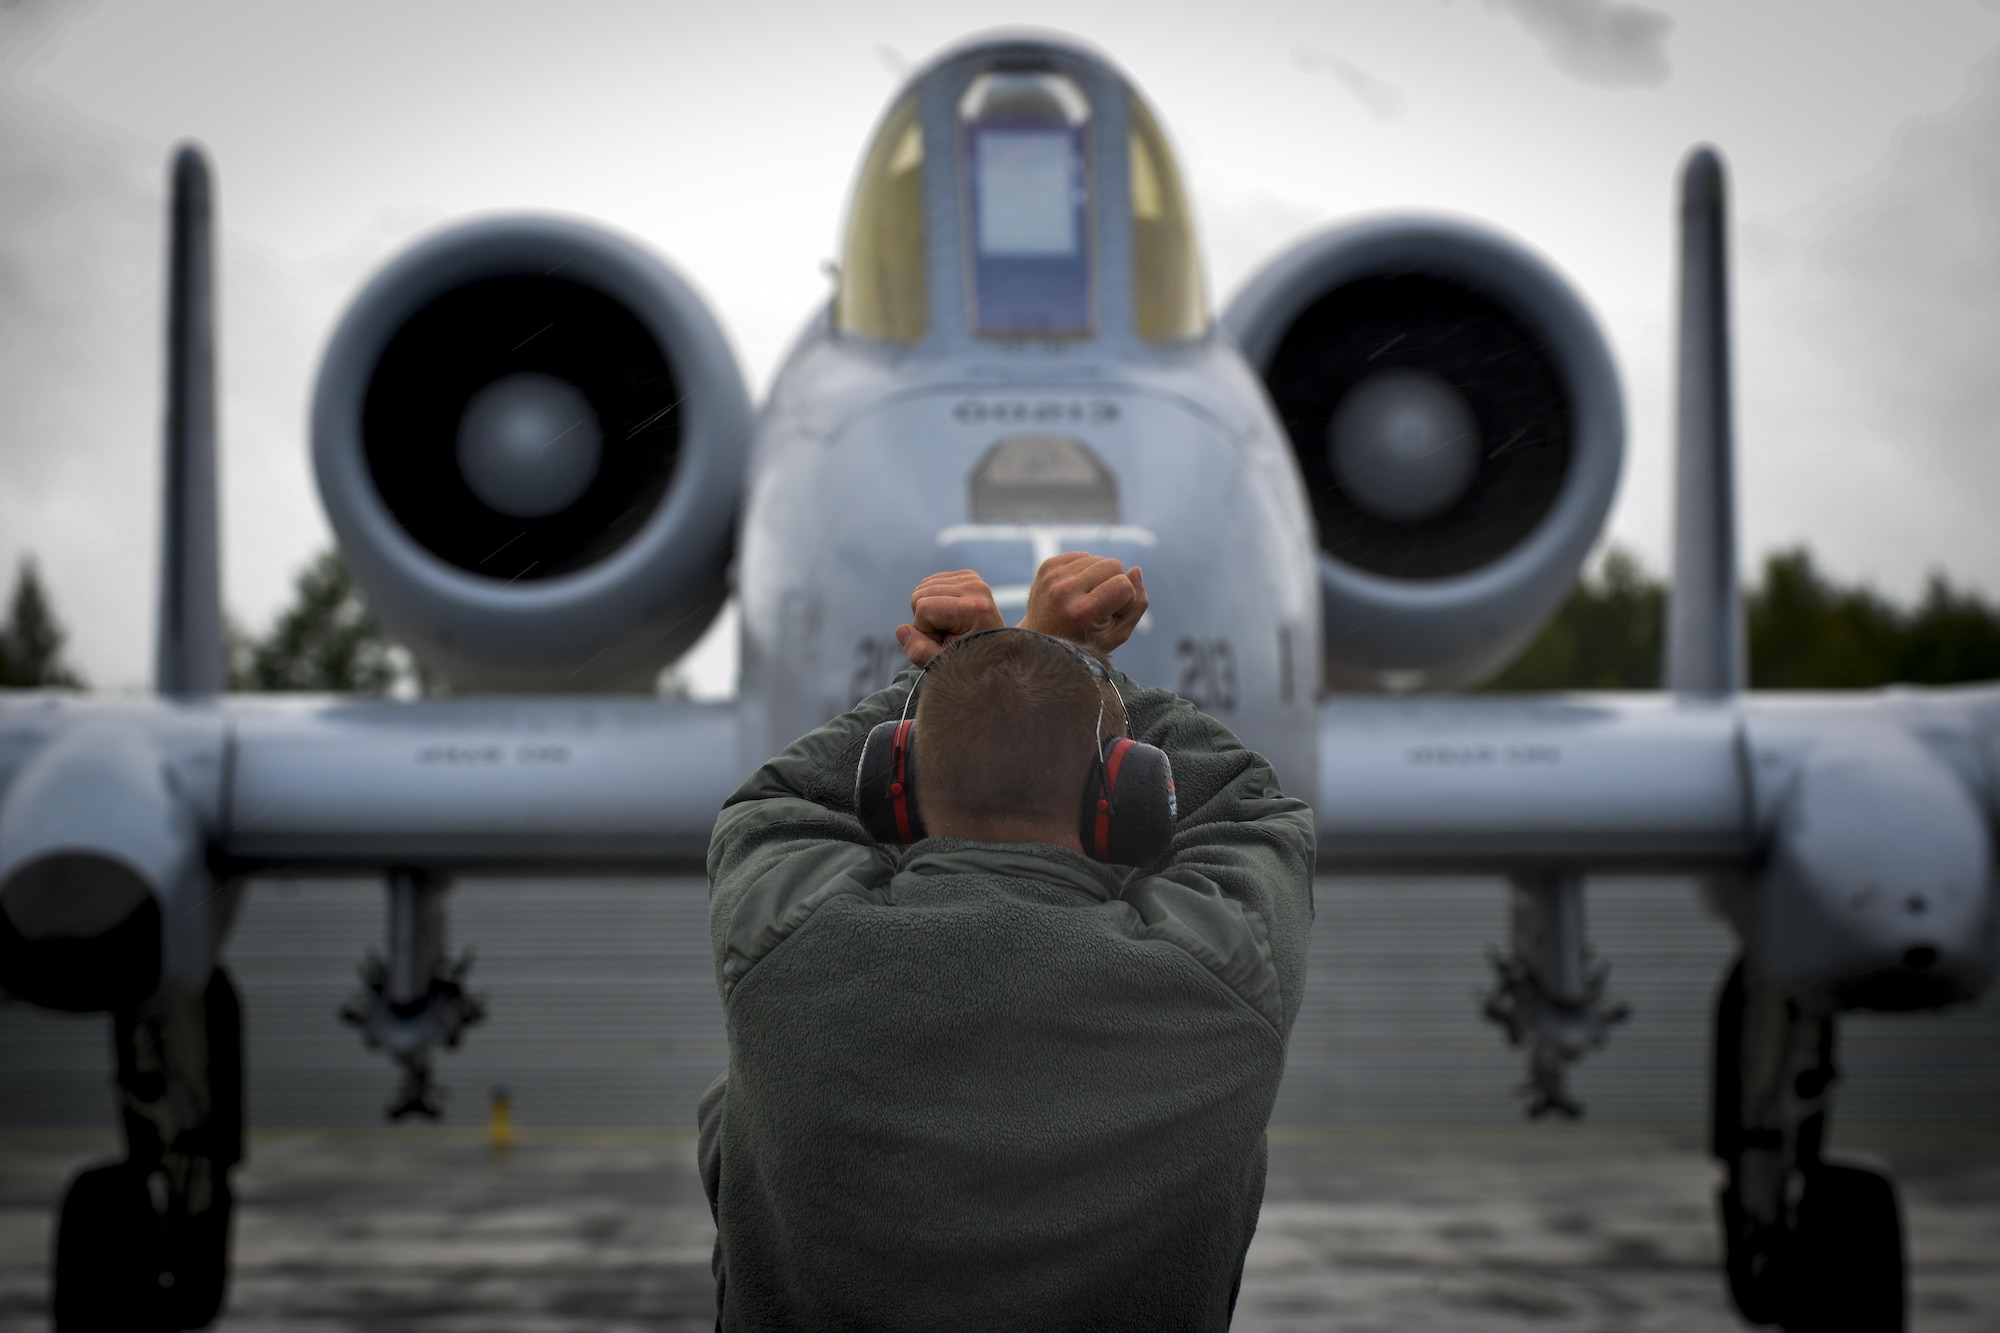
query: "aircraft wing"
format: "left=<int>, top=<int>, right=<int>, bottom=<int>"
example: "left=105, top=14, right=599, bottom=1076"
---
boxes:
left=1314, top=687, right=2000, bottom=874
left=224, top=696, right=742, bottom=872
left=1314, top=693, right=1749, bottom=871
left=229, top=685, right=1996, bottom=878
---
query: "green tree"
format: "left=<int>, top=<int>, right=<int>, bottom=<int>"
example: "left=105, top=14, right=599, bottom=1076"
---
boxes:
left=1893, top=574, right=2000, bottom=686
left=231, top=548, right=708, bottom=698
left=1486, top=546, right=1664, bottom=691
left=0, top=558, right=85, bottom=689
left=233, top=550, right=403, bottom=694
left=1485, top=545, right=2000, bottom=692
left=1744, top=548, right=1905, bottom=689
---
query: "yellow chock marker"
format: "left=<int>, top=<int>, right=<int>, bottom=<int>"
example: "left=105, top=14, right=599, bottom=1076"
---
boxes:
left=489, top=1085, right=514, bottom=1157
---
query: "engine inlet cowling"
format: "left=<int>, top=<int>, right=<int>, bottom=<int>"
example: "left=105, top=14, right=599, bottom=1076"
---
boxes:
left=0, top=726, right=216, bottom=1012
left=313, top=217, right=750, bottom=693
left=1226, top=219, right=1623, bottom=691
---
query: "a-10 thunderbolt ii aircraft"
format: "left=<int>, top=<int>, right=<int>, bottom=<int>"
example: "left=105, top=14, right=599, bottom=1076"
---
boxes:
left=0, top=29, right=1991, bottom=1333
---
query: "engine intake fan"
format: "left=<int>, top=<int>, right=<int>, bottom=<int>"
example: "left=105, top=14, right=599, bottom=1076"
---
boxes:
left=1226, top=220, right=1623, bottom=690
left=313, top=218, right=750, bottom=693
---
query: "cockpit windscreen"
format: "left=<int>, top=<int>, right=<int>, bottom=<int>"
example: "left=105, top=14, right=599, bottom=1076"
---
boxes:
left=961, top=72, right=1092, bottom=337
left=975, top=132, right=1078, bottom=257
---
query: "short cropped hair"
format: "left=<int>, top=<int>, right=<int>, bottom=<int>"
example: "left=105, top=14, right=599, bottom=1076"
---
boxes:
left=915, top=632, right=1125, bottom=830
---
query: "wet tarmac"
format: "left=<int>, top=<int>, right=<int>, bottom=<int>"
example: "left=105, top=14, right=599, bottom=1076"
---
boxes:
left=2, top=1124, right=1996, bottom=1331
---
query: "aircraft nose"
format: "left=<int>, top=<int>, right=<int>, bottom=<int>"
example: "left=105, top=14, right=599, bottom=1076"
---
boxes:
left=455, top=373, right=603, bottom=517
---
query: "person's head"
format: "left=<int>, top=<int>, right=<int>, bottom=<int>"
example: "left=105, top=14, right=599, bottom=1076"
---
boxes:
left=914, top=630, right=1127, bottom=849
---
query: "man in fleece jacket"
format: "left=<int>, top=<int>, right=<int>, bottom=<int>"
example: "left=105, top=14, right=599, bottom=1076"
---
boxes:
left=700, top=552, right=1315, bottom=1331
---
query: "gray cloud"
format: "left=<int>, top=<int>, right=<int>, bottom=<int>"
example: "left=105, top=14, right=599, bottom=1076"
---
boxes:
left=0, top=88, right=171, bottom=686
left=0, top=76, right=331, bottom=688
left=874, top=43, right=912, bottom=78
left=0, top=0, right=97, bottom=73
left=1755, top=50, right=2000, bottom=590
left=1486, top=0, right=1675, bottom=90
left=0, top=105, right=153, bottom=473
left=1293, top=44, right=1408, bottom=125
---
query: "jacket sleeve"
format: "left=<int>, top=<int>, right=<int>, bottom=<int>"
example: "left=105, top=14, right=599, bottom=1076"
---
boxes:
left=705, top=668, right=922, bottom=999
left=1112, top=669, right=1317, bottom=1035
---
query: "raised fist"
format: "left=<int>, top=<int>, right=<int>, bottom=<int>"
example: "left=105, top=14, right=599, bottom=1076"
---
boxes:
left=895, top=569, right=1006, bottom=667
left=1017, top=552, right=1148, bottom=655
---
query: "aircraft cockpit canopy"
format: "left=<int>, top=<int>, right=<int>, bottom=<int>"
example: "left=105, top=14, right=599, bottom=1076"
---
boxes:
left=1127, top=93, right=1206, bottom=343
left=837, top=91, right=927, bottom=344
left=834, top=55, right=1208, bottom=347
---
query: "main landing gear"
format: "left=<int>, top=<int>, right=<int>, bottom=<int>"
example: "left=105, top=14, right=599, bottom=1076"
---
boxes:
left=53, top=967, right=243, bottom=1332
left=1712, top=958, right=1906, bottom=1332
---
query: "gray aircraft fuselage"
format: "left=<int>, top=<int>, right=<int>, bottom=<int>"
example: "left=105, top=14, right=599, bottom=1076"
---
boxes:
left=737, top=317, right=1320, bottom=792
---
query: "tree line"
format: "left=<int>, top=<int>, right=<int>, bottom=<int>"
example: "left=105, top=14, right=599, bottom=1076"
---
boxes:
left=1485, top=547, right=2000, bottom=691
left=0, top=560, right=85, bottom=689
left=0, top=552, right=404, bottom=694
left=3, top=546, right=1998, bottom=694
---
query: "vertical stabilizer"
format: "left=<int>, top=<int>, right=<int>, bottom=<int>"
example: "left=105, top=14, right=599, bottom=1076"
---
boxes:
left=156, top=144, right=224, bottom=698
left=1666, top=145, right=1745, bottom=697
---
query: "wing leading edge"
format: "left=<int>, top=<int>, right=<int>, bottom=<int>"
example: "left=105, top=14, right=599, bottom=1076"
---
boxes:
left=1314, top=686, right=2000, bottom=874
left=222, top=695, right=743, bottom=872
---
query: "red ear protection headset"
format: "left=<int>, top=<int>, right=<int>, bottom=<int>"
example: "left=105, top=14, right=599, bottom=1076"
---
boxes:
left=854, top=630, right=1177, bottom=865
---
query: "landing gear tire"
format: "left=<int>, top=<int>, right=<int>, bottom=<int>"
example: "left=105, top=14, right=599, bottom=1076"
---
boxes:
left=52, top=1161, right=235, bottom=1332
left=53, top=1162, right=168, bottom=1333
left=1783, top=1160, right=1905, bottom=1333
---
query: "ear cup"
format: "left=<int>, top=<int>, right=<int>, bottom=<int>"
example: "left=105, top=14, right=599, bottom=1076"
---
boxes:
left=855, top=719, right=926, bottom=844
left=1080, top=738, right=1177, bottom=866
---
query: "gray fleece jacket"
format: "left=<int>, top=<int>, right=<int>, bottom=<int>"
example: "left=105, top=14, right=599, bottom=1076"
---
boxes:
left=700, top=663, right=1315, bottom=1332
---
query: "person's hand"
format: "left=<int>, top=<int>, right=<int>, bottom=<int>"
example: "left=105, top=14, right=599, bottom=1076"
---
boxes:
left=895, top=569, right=1005, bottom=667
left=1017, top=552, right=1148, bottom=655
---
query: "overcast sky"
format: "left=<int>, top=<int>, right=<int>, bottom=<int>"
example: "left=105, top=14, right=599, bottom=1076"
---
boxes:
left=4, top=0, right=1998, bottom=694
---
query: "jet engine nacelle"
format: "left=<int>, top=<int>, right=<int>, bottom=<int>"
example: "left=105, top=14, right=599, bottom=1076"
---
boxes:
left=313, top=218, right=751, bottom=692
left=1225, top=219, right=1623, bottom=691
